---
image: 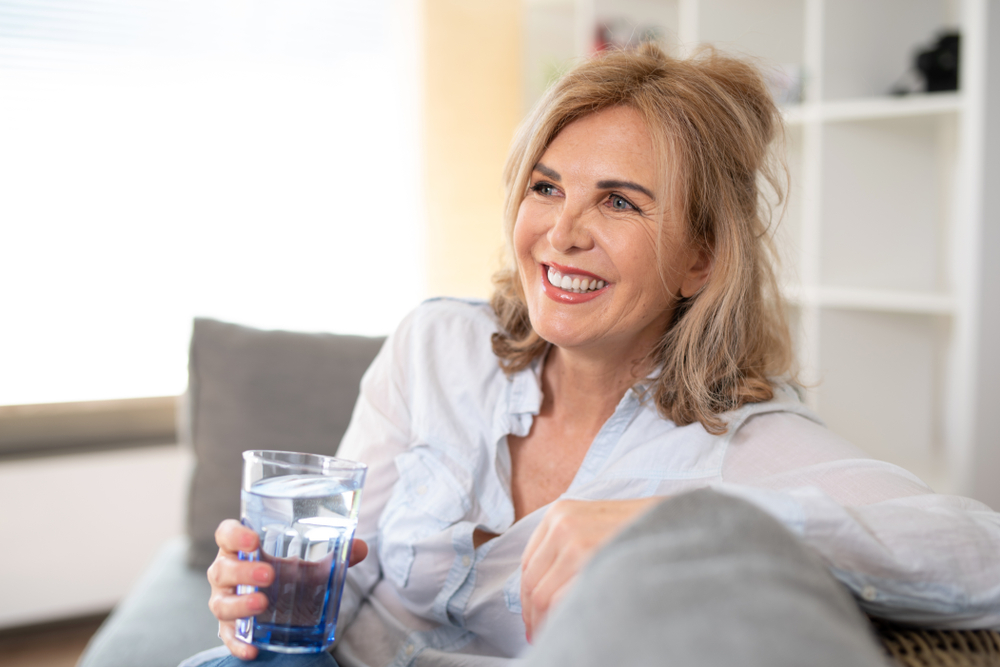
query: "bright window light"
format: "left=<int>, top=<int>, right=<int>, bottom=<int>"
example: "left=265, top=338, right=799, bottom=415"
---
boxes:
left=0, top=0, right=424, bottom=405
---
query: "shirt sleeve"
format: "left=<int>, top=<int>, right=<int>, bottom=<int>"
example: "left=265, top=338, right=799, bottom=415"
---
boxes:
left=333, top=309, right=418, bottom=630
left=716, top=411, right=1000, bottom=629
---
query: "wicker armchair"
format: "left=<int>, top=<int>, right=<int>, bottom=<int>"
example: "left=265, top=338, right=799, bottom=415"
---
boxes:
left=873, top=620, right=1000, bottom=667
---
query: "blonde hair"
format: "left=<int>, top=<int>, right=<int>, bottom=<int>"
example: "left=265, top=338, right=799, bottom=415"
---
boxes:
left=490, top=42, right=794, bottom=434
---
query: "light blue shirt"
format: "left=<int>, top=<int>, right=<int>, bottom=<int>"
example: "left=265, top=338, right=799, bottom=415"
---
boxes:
left=334, top=298, right=1000, bottom=667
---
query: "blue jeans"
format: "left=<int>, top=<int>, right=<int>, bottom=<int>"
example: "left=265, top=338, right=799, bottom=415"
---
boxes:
left=179, top=646, right=338, bottom=667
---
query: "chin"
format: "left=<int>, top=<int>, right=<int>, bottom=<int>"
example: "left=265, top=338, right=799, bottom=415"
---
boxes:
left=528, top=312, right=595, bottom=350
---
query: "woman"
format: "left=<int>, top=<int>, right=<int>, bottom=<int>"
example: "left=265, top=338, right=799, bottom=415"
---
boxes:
left=189, top=43, right=1000, bottom=667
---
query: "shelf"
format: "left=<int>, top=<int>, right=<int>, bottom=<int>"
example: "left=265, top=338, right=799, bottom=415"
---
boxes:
left=782, top=93, right=963, bottom=125
left=817, top=308, right=944, bottom=473
left=783, top=285, right=954, bottom=315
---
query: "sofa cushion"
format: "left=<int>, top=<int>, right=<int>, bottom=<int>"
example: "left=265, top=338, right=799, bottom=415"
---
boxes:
left=183, top=318, right=385, bottom=568
left=77, top=537, right=220, bottom=667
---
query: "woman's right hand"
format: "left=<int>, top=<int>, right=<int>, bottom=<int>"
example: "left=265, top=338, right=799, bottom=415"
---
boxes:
left=206, top=519, right=370, bottom=661
left=207, top=519, right=274, bottom=661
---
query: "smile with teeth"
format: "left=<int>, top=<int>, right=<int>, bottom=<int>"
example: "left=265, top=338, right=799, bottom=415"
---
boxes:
left=546, top=266, right=607, bottom=293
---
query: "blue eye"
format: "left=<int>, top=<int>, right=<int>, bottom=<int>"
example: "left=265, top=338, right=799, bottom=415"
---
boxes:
left=610, top=195, right=634, bottom=211
left=531, top=182, right=557, bottom=196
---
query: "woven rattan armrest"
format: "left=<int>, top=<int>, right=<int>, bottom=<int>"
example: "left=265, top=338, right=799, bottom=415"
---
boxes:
left=872, top=619, right=1000, bottom=667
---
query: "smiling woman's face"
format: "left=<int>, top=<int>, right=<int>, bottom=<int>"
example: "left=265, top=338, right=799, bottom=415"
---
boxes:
left=513, top=105, right=711, bottom=359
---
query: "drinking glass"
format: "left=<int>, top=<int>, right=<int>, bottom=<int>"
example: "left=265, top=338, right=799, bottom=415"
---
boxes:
left=235, top=450, right=367, bottom=653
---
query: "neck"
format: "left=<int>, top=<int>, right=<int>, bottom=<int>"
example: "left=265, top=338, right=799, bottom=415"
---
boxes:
left=540, top=343, right=654, bottom=431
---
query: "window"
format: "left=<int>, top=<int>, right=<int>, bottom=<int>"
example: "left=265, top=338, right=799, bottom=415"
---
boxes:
left=0, top=0, right=424, bottom=406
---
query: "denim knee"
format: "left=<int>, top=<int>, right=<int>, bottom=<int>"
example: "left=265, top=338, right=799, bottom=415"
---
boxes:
left=179, top=646, right=339, bottom=667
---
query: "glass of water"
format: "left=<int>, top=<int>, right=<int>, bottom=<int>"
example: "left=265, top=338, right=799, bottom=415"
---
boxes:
left=235, top=450, right=367, bottom=654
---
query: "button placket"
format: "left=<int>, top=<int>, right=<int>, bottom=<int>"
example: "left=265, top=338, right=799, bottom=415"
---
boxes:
left=389, top=636, right=425, bottom=667
left=429, top=523, right=477, bottom=624
left=444, top=523, right=491, bottom=627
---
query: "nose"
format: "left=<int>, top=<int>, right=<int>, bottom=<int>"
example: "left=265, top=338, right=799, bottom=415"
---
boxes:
left=548, top=200, right=594, bottom=253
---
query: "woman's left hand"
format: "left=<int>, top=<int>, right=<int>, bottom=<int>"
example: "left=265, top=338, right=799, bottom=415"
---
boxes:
left=520, top=496, right=662, bottom=642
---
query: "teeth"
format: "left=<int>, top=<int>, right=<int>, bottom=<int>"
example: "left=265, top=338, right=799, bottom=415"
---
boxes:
left=546, top=267, right=607, bottom=293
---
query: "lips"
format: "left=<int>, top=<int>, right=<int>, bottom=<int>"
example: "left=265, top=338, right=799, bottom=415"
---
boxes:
left=546, top=266, right=606, bottom=293
left=540, top=263, right=609, bottom=303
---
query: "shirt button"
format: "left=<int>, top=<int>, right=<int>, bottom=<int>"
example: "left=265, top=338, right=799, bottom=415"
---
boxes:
left=861, top=585, right=877, bottom=601
left=416, top=485, right=427, bottom=495
left=461, top=555, right=471, bottom=567
left=404, top=644, right=415, bottom=656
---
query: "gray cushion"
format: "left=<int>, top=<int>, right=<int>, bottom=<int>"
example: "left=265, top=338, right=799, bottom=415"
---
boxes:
left=184, top=318, right=385, bottom=568
left=77, top=537, right=220, bottom=667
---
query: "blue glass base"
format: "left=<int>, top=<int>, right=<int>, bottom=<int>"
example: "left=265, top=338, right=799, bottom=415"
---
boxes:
left=237, top=617, right=335, bottom=654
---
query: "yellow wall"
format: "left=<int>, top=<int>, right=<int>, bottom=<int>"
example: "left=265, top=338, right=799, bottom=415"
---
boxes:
left=423, top=0, right=522, bottom=299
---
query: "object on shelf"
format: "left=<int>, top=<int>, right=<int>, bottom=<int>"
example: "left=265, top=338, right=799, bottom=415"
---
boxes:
left=890, top=30, right=960, bottom=95
left=917, top=32, right=960, bottom=92
left=593, top=18, right=661, bottom=53
left=766, top=64, right=803, bottom=106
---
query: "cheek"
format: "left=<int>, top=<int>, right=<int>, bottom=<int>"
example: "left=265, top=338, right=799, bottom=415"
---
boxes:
left=650, top=229, right=694, bottom=289
left=512, top=203, right=540, bottom=260
left=511, top=206, right=537, bottom=290
left=514, top=199, right=537, bottom=244
left=616, top=225, right=663, bottom=278
left=512, top=217, right=528, bottom=258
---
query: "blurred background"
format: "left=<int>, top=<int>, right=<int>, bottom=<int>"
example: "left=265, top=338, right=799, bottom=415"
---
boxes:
left=0, top=0, right=998, bottom=664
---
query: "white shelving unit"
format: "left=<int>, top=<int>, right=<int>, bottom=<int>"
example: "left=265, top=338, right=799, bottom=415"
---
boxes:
left=522, top=0, right=994, bottom=496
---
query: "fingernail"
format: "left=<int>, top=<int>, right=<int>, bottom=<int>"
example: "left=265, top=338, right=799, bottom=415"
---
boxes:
left=241, top=533, right=256, bottom=550
left=253, top=567, right=270, bottom=583
left=250, top=595, right=267, bottom=612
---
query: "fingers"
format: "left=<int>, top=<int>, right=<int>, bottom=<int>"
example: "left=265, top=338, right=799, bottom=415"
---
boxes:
left=548, top=576, right=574, bottom=614
left=218, top=621, right=258, bottom=661
left=521, top=508, right=550, bottom=570
left=207, top=553, right=274, bottom=591
left=209, top=586, right=271, bottom=622
left=349, top=538, right=368, bottom=566
left=520, top=498, right=663, bottom=641
left=522, top=522, right=584, bottom=640
left=527, top=575, right=576, bottom=641
left=215, top=519, right=259, bottom=555
left=521, top=508, right=560, bottom=640
left=521, top=501, right=586, bottom=610
left=528, top=547, right=579, bottom=624
left=207, top=521, right=274, bottom=627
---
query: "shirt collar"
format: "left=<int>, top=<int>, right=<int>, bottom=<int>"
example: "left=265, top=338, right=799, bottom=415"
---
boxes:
left=507, top=346, right=548, bottom=417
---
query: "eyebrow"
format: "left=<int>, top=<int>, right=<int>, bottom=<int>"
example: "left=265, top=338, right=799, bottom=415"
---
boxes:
left=533, top=163, right=561, bottom=181
left=533, top=163, right=655, bottom=202
left=596, top=179, right=656, bottom=201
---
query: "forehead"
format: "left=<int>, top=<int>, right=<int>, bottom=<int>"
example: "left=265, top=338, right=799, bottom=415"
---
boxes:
left=539, top=106, right=658, bottom=181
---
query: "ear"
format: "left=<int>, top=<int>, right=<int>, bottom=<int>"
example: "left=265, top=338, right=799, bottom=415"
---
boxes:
left=679, top=245, right=713, bottom=298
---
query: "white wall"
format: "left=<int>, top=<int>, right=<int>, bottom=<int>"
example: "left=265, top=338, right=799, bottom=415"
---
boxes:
left=0, top=0, right=423, bottom=408
left=0, top=445, right=191, bottom=629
